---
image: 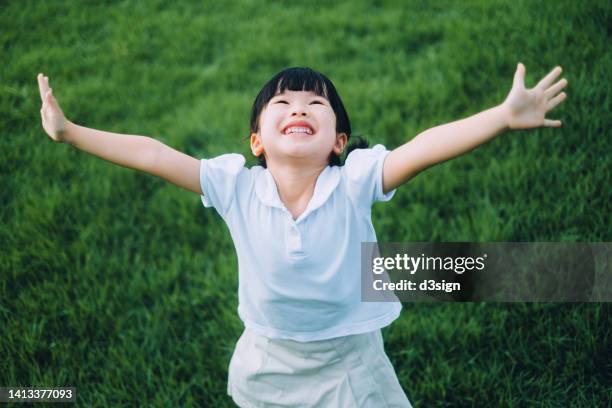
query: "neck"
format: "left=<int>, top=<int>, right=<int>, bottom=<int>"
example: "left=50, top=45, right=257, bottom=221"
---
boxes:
left=266, top=159, right=327, bottom=217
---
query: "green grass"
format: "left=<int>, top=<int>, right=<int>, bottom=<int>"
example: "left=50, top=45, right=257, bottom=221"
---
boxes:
left=1, top=0, right=611, bottom=406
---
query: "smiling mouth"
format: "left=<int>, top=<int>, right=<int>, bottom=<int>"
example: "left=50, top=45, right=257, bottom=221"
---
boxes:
left=284, top=126, right=313, bottom=135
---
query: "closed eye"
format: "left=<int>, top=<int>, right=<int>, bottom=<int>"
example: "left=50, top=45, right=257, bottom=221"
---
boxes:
left=272, top=98, right=326, bottom=105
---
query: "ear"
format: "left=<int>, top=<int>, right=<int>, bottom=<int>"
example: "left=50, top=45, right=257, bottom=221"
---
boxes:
left=250, top=133, right=265, bottom=156
left=332, top=132, right=348, bottom=155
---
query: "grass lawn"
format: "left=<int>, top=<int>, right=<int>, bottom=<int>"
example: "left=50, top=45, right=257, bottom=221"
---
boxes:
left=1, top=0, right=610, bottom=406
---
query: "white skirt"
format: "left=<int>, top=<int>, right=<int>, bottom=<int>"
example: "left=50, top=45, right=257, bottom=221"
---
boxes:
left=227, top=327, right=412, bottom=407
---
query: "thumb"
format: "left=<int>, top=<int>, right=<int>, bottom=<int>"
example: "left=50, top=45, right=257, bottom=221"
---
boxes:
left=45, top=89, right=60, bottom=110
left=513, top=62, right=525, bottom=89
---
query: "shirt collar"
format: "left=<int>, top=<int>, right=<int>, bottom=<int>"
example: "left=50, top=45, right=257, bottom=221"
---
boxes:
left=255, top=165, right=341, bottom=222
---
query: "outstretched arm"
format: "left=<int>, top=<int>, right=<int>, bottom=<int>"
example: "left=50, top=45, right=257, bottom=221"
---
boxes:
left=37, top=73, right=202, bottom=195
left=382, top=63, right=568, bottom=193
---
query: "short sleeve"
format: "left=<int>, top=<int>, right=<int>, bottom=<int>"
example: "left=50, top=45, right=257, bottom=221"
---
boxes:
left=342, top=144, right=396, bottom=207
left=200, top=153, right=246, bottom=216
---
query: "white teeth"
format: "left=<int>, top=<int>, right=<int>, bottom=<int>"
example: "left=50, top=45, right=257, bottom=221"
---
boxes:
left=285, top=127, right=312, bottom=135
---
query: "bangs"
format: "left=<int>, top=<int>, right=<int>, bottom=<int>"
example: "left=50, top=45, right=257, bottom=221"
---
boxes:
left=273, top=69, right=330, bottom=99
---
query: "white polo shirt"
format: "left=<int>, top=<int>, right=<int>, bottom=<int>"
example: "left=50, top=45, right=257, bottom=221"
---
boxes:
left=200, top=144, right=402, bottom=341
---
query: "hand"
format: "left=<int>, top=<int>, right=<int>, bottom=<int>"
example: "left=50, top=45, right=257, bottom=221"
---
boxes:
left=37, top=73, right=70, bottom=142
left=501, top=63, right=568, bottom=129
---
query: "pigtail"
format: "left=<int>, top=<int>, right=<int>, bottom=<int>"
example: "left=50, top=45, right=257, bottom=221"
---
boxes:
left=330, top=135, right=369, bottom=166
left=334, top=135, right=369, bottom=166
left=344, top=135, right=369, bottom=157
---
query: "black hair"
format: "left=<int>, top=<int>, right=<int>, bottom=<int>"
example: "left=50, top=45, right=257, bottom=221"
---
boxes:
left=249, top=67, right=368, bottom=168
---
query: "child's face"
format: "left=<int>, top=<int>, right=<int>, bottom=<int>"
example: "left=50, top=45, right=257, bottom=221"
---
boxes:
left=252, top=90, right=347, bottom=167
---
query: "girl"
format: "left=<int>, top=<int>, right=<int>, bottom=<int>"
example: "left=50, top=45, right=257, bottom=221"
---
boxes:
left=37, top=64, right=567, bottom=407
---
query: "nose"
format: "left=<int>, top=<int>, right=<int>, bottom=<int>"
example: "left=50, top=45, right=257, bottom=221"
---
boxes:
left=290, top=103, right=308, bottom=117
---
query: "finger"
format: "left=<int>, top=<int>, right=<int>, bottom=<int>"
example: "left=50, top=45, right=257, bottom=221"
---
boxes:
left=546, top=92, right=567, bottom=111
left=45, top=87, right=59, bottom=104
left=37, top=73, right=48, bottom=102
left=544, top=78, right=568, bottom=99
left=45, top=90, right=57, bottom=109
left=536, top=66, right=563, bottom=91
left=513, top=62, right=525, bottom=89
left=543, top=118, right=562, bottom=127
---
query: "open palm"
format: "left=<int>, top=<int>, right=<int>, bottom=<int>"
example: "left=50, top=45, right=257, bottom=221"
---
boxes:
left=502, top=63, right=568, bottom=129
left=37, top=73, right=69, bottom=142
